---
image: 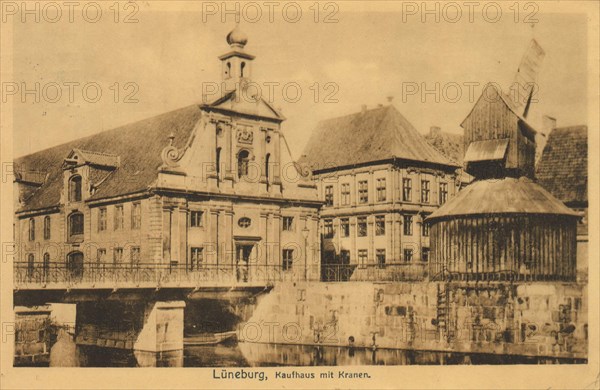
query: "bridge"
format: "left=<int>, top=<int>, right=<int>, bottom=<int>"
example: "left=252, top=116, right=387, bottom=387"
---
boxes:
left=12, top=261, right=427, bottom=366
left=14, top=261, right=428, bottom=291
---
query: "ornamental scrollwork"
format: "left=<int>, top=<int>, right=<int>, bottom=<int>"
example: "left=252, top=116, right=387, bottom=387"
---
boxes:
left=236, top=127, right=254, bottom=145
left=160, top=132, right=183, bottom=168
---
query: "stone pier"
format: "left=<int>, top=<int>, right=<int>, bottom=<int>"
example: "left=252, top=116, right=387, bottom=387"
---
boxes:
left=75, top=300, right=186, bottom=354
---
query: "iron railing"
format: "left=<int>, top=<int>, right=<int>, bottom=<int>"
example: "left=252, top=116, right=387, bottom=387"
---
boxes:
left=320, top=263, right=427, bottom=282
left=14, top=261, right=429, bottom=289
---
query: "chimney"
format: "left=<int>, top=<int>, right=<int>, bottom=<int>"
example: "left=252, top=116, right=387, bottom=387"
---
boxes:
left=387, top=96, right=394, bottom=105
left=430, top=126, right=441, bottom=137
left=535, top=115, right=556, bottom=163
left=361, top=105, right=367, bottom=113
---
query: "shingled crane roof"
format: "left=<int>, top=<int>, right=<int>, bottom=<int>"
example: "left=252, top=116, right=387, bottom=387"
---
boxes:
left=299, top=105, right=459, bottom=171
left=536, top=125, right=588, bottom=205
left=427, top=176, right=578, bottom=221
left=15, top=104, right=204, bottom=213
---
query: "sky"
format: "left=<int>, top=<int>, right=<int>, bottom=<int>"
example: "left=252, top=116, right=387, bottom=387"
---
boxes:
left=9, top=1, right=591, bottom=159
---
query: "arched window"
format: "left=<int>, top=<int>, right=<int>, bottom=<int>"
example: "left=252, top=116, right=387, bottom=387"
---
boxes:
left=68, top=212, right=84, bottom=237
left=241, top=62, right=246, bottom=78
left=66, top=251, right=84, bottom=279
left=237, top=150, right=250, bottom=178
left=43, top=253, right=50, bottom=281
left=27, top=253, right=35, bottom=279
left=28, top=218, right=35, bottom=241
left=43, top=216, right=51, bottom=240
left=265, top=153, right=271, bottom=186
left=226, top=62, right=231, bottom=79
left=69, top=175, right=82, bottom=202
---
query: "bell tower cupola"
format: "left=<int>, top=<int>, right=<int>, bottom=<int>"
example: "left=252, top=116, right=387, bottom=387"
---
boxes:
left=219, top=24, right=255, bottom=92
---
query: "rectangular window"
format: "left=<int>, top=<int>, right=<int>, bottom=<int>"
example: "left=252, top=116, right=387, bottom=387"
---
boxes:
left=421, top=247, right=430, bottom=263
left=190, top=210, right=204, bottom=228
left=358, top=249, right=368, bottom=268
left=375, top=215, right=385, bottom=236
left=340, top=218, right=350, bottom=237
left=131, top=202, right=141, bottom=230
left=403, top=178, right=412, bottom=202
left=439, top=182, right=448, bottom=205
left=421, top=180, right=430, bottom=203
left=357, top=216, right=367, bottom=237
left=403, top=215, right=413, bottom=236
left=340, top=250, right=350, bottom=264
left=190, top=247, right=204, bottom=270
left=43, top=216, right=51, bottom=240
left=113, top=247, right=123, bottom=264
left=97, top=248, right=106, bottom=264
left=282, top=249, right=294, bottom=271
left=283, top=216, right=294, bottom=231
left=323, top=219, right=334, bottom=238
left=98, top=207, right=107, bottom=232
left=422, top=221, right=430, bottom=237
left=69, top=213, right=84, bottom=237
left=324, top=185, right=334, bottom=206
left=341, top=183, right=350, bottom=205
left=404, top=248, right=413, bottom=262
left=376, top=249, right=386, bottom=268
left=114, top=205, right=124, bottom=230
left=130, top=246, right=140, bottom=266
left=376, top=178, right=386, bottom=202
left=358, top=180, right=368, bottom=204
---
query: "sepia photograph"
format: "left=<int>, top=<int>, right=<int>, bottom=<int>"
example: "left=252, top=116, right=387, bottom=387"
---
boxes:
left=0, top=1, right=598, bottom=389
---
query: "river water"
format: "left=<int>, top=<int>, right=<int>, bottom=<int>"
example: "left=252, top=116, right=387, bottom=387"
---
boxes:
left=23, top=334, right=586, bottom=367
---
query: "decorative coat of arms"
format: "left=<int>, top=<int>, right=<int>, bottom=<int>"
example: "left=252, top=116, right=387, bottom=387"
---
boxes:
left=237, top=127, right=254, bottom=144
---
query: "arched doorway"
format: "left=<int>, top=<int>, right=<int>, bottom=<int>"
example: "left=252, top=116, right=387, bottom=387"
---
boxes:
left=66, top=251, right=84, bottom=280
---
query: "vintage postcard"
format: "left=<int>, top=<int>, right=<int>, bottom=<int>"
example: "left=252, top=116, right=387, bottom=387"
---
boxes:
left=0, top=1, right=598, bottom=389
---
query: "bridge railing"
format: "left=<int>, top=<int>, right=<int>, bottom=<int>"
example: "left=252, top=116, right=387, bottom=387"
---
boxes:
left=320, top=263, right=427, bottom=282
left=13, top=262, right=296, bottom=289
left=14, top=261, right=428, bottom=289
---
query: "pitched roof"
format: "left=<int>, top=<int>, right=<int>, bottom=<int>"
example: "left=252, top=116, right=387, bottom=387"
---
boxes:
left=68, top=149, right=120, bottom=168
left=15, top=105, right=203, bottom=212
left=536, top=125, right=588, bottom=205
left=299, top=105, right=459, bottom=170
left=424, top=131, right=464, bottom=165
left=460, top=83, right=537, bottom=139
left=427, top=177, right=578, bottom=221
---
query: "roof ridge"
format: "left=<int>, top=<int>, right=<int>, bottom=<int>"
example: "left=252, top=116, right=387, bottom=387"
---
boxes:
left=16, top=104, right=201, bottom=160
left=317, top=105, right=391, bottom=125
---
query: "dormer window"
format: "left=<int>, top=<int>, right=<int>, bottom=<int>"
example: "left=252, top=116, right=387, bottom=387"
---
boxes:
left=69, top=175, right=82, bottom=202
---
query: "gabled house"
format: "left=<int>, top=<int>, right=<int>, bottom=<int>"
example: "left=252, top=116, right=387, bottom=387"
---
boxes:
left=14, top=26, right=321, bottom=283
left=299, top=104, right=461, bottom=280
left=536, top=125, right=588, bottom=280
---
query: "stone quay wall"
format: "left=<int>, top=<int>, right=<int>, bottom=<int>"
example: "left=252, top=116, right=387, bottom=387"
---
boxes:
left=240, top=281, right=587, bottom=359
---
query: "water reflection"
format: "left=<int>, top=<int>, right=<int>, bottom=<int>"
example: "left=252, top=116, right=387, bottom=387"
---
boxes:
left=33, top=340, right=586, bottom=367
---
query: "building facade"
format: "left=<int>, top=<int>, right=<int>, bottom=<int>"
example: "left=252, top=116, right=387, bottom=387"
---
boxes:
left=299, top=105, right=461, bottom=281
left=14, top=27, right=321, bottom=286
left=536, top=125, right=588, bottom=281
